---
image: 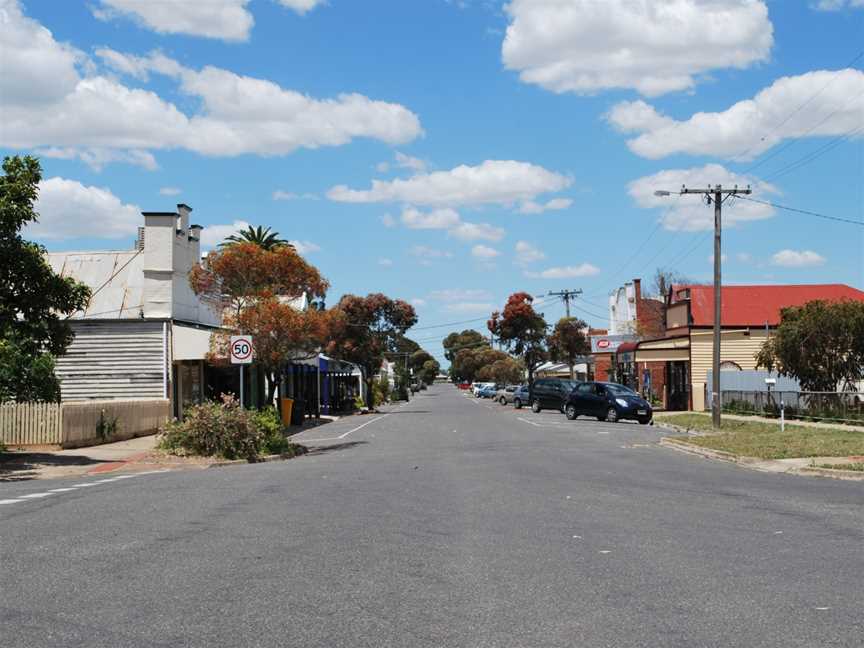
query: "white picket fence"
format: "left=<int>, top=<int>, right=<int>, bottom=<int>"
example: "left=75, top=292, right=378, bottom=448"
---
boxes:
left=0, top=402, right=63, bottom=446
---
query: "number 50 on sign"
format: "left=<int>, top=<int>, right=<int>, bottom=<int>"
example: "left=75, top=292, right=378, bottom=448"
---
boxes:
left=230, top=336, right=254, bottom=364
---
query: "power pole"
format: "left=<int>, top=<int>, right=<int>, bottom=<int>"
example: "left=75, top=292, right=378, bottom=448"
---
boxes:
left=547, top=288, right=582, bottom=318
left=677, top=184, right=752, bottom=430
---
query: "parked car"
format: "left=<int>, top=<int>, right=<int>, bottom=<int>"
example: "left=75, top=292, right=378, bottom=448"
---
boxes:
left=529, top=378, right=579, bottom=412
left=564, top=381, right=652, bottom=424
left=496, top=384, right=519, bottom=405
left=457, top=382, right=471, bottom=390
left=472, top=382, right=496, bottom=397
left=512, top=385, right=530, bottom=409
left=478, top=384, right=499, bottom=399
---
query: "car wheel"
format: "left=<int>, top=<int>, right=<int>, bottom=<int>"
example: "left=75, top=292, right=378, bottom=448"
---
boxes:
left=514, top=399, right=522, bottom=409
left=606, top=407, right=619, bottom=423
left=639, top=418, right=651, bottom=425
left=565, top=404, right=577, bottom=420
left=531, top=399, right=541, bottom=413
left=500, top=397, right=507, bottom=405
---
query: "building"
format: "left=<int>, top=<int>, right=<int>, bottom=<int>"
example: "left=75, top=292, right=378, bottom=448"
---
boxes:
left=48, top=204, right=223, bottom=419
left=633, top=283, right=864, bottom=411
left=608, top=278, right=665, bottom=337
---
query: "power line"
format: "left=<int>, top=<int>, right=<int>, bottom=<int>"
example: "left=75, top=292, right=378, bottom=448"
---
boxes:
left=737, top=195, right=864, bottom=226
left=761, top=126, right=863, bottom=183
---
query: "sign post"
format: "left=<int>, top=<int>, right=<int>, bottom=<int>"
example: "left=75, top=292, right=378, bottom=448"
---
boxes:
left=230, top=335, right=254, bottom=408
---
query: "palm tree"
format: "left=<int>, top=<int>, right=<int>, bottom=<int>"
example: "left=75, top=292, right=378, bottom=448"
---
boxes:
left=220, top=225, right=292, bottom=251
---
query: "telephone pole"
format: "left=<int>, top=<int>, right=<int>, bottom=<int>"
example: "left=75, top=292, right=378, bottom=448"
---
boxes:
left=547, top=289, right=582, bottom=318
left=667, top=184, right=752, bottom=430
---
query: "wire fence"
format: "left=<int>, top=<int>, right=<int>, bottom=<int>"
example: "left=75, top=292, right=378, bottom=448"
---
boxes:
left=721, top=390, right=864, bottom=426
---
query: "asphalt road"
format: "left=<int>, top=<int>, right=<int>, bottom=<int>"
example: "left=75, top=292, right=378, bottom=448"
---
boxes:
left=2, top=385, right=862, bottom=647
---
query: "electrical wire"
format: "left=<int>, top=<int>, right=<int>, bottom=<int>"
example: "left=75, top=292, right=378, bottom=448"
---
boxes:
left=761, top=126, right=863, bottom=183
left=736, top=195, right=864, bottom=226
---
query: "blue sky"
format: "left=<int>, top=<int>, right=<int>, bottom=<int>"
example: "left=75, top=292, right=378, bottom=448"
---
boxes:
left=2, top=0, right=862, bottom=365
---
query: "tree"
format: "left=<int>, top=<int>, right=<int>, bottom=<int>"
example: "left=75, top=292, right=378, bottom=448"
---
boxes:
left=547, top=317, right=590, bottom=379
left=652, top=267, right=692, bottom=299
left=189, top=239, right=329, bottom=406
left=326, top=293, right=418, bottom=403
left=221, top=225, right=291, bottom=251
left=0, top=156, right=90, bottom=402
left=488, top=292, right=548, bottom=385
left=487, top=357, right=525, bottom=385
left=756, top=300, right=864, bottom=392
left=442, top=329, right=488, bottom=364
left=410, top=349, right=434, bottom=372
left=419, top=359, right=441, bottom=385
left=450, top=346, right=510, bottom=383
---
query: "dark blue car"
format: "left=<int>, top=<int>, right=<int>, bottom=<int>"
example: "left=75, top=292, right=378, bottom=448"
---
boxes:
left=564, top=382, right=652, bottom=424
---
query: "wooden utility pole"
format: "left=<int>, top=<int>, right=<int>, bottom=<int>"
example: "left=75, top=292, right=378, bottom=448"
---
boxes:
left=678, top=184, right=752, bottom=429
left=547, top=288, right=582, bottom=318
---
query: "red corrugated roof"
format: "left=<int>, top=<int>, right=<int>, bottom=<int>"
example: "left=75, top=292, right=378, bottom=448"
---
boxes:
left=671, top=284, right=864, bottom=326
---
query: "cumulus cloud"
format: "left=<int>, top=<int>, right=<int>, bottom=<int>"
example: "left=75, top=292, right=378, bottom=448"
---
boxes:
left=30, top=177, right=141, bottom=241
left=524, top=264, right=600, bottom=279
left=0, top=7, right=422, bottom=168
left=811, top=0, right=864, bottom=9
left=410, top=298, right=426, bottom=307
left=502, top=0, right=773, bottom=97
left=394, top=151, right=428, bottom=173
left=448, top=221, right=505, bottom=242
left=327, top=160, right=571, bottom=207
left=608, top=69, right=864, bottom=160
left=401, top=207, right=461, bottom=229
left=518, top=197, right=572, bottom=214
left=290, top=240, right=321, bottom=255
left=93, top=0, right=325, bottom=42
left=771, top=249, right=826, bottom=267
left=199, top=220, right=250, bottom=250
left=159, top=187, right=182, bottom=196
left=628, top=164, right=778, bottom=231
left=471, top=244, right=501, bottom=259
left=515, top=241, right=545, bottom=265
left=381, top=213, right=397, bottom=228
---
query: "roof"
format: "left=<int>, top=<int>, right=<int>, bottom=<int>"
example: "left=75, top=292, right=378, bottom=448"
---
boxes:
left=671, top=284, right=864, bottom=327
left=47, top=251, right=144, bottom=320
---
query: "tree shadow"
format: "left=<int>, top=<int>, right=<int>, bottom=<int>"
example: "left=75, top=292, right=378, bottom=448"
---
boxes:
left=0, top=452, right=111, bottom=482
left=305, top=441, right=368, bottom=455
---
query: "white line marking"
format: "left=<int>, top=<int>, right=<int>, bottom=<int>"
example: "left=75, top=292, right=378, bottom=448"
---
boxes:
left=815, top=607, right=830, bottom=611
left=48, top=488, right=78, bottom=493
left=0, top=499, right=24, bottom=505
left=517, top=417, right=546, bottom=428
left=303, top=414, right=389, bottom=443
left=18, top=493, right=53, bottom=499
left=112, top=475, right=137, bottom=479
left=71, top=483, right=99, bottom=487
left=599, top=550, right=612, bottom=554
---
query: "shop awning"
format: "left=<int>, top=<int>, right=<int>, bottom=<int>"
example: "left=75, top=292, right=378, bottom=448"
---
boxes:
left=634, top=336, right=690, bottom=362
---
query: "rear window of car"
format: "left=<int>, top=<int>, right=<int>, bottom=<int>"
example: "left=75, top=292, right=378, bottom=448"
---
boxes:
left=605, top=383, right=636, bottom=396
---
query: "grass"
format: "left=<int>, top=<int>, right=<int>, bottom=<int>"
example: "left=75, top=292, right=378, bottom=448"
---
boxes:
left=659, top=412, right=864, bottom=460
left=815, top=462, right=864, bottom=472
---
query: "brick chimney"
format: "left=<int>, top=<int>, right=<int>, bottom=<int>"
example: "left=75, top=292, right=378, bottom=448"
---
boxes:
left=633, top=278, right=642, bottom=304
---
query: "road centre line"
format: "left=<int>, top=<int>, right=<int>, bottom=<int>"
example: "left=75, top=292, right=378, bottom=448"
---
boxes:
left=301, top=414, right=390, bottom=443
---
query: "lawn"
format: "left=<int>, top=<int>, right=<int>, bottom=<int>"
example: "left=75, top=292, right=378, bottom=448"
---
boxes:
left=658, top=413, right=864, bottom=460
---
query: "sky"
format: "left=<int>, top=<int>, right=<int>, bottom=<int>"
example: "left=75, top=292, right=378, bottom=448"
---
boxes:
left=2, top=0, right=863, bottom=367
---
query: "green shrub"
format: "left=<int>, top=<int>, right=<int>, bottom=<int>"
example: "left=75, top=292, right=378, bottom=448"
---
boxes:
left=159, top=394, right=263, bottom=461
left=253, top=406, right=292, bottom=455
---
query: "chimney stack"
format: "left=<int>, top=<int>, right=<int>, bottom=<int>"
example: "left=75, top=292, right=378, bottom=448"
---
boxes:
left=177, top=203, right=192, bottom=234
left=633, top=278, right=642, bottom=304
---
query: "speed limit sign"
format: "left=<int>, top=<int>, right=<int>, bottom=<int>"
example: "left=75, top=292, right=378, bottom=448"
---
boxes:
left=229, top=335, right=254, bottom=364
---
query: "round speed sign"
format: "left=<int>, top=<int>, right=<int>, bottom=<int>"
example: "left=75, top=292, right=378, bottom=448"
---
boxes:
left=229, top=335, right=254, bottom=364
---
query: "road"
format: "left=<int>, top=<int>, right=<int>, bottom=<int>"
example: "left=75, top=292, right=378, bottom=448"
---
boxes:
left=2, top=385, right=862, bottom=647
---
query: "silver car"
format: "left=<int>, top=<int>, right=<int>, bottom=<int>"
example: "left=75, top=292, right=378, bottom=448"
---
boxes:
left=496, top=385, right=521, bottom=405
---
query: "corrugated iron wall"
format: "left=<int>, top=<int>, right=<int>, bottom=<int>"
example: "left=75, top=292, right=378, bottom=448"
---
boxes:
left=55, top=321, right=166, bottom=401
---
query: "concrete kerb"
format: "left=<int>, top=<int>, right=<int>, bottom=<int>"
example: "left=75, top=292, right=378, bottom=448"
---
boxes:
left=657, top=421, right=864, bottom=481
left=208, top=450, right=308, bottom=469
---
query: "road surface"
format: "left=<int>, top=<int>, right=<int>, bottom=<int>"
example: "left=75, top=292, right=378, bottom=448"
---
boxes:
left=2, top=385, right=861, bottom=647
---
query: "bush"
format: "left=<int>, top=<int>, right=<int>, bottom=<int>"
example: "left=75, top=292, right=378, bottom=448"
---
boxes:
left=253, top=406, right=294, bottom=456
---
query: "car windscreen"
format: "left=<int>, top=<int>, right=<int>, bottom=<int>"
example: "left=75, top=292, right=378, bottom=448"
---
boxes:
left=605, top=383, right=637, bottom=396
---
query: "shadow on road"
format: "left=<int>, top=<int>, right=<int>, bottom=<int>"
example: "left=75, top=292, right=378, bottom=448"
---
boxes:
left=305, top=441, right=368, bottom=455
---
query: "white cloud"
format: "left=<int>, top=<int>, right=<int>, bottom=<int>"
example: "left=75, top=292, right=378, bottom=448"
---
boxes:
left=409, top=246, right=454, bottom=263
left=410, top=298, right=426, bottom=307
left=811, top=0, right=864, bottom=10
left=524, top=264, right=600, bottom=279
left=276, top=0, right=327, bottom=14
left=736, top=252, right=754, bottom=263
left=471, top=244, right=501, bottom=259
left=518, top=197, right=572, bottom=214
left=381, top=213, right=397, bottom=228
left=273, top=190, right=298, bottom=201
left=502, top=0, right=773, bottom=97
left=37, top=146, right=158, bottom=171
left=429, top=289, right=492, bottom=302
left=608, top=69, right=864, bottom=160
left=515, top=241, right=545, bottom=265
left=628, top=164, right=778, bottom=231
left=448, top=221, right=506, bottom=242
left=0, top=8, right=422, bottom=167
left=401, top=207, right=461, bottom=229
left=93, top=0, right=255, bottom=42
left=199, top=220, right=250, bottom=250
left=30, top=177, right=140, bottom=240
left=378, top=258, right=393, bottom=266
left=771, top=249, right=826, bottom=267
left=327, top=160, right=571, bottom=207
left=290, top=240, right=321, bottom=255
left=444, top=302, right=495, bottom=313
left=394, top=151, right=428, bottom=173
left=159, top=187, right=182, bottom=196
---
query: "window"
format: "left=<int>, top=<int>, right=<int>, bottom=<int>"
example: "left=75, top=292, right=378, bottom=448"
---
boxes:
left=720, top=361, right=742, bottom=371
left=577, top=383, right=594, bottom=394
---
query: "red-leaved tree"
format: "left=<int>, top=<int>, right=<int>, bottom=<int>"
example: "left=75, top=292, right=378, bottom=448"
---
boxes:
left=488, top=292, right=548, bottom=385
